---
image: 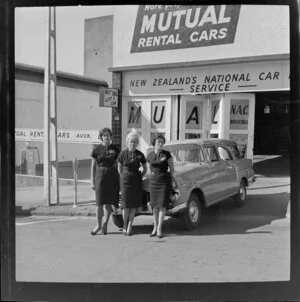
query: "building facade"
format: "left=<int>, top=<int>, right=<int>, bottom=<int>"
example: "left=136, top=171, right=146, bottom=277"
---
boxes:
left=15, top=63, right=110, bottom=173
left=85, top=5, right=290, bottom=159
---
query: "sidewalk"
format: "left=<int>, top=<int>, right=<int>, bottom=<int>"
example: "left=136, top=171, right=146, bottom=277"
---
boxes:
left=16, top=182, right=97, bottom=217
left=15, top=154, right=291, bottom=218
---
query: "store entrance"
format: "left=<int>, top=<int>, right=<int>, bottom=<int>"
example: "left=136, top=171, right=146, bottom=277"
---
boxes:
left=254, top=92, right=290, bottom=155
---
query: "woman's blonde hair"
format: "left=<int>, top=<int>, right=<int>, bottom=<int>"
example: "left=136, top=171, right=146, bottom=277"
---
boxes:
left=126, top=131, right=140, bottom=146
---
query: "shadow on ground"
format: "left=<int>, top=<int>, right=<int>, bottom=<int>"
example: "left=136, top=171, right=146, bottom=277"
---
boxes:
left=131, top=191, right=290, bottom=237
left=253, top=154, right=290, bottom=177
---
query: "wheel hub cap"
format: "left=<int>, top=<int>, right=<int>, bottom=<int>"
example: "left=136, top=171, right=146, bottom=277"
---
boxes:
left=240, top=187, right=246, bottom=200
left=189, top=200, right=199, bottom=223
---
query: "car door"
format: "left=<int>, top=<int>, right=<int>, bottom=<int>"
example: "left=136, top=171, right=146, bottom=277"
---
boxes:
left=215, top=144, right=238, bottom=197
left=200, top=144, right=227, bottom=205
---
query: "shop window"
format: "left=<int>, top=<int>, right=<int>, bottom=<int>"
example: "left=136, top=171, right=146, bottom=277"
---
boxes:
left=185, top=133, right=201, bottom=139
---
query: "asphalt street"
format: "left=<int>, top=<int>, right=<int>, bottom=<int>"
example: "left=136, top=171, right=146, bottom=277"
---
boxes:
left=16, top=195, right=290, bottom=283
left=15, top=154, right=291, bottom=283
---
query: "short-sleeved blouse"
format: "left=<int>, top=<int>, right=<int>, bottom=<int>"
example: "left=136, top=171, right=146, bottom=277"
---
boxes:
left=118, top=149, right=146, bottom=172
left=91, top=144, right=119, bottom=167
left=147, top=149, right=172, bottom=174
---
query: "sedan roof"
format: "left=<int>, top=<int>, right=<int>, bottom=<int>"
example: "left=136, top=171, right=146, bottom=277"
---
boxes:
left=164, top=138, right=237, bottom=146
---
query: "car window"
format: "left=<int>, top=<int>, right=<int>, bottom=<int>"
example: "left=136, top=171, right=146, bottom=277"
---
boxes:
left=170, top=144, right=199, bottom=163
left=203, top=146, right=219, bottom=162
left=199, top=147, right=205, bottom=162
left=227, top=145, right=243, bottom=159
left=217, top=146, right=232, bottom=161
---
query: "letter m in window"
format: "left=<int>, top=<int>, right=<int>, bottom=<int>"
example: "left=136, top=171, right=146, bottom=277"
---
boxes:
left=128, top=102, right=142, bottom=128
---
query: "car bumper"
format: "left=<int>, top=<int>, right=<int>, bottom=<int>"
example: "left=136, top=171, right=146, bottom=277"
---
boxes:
left=166, top=202, right=187, bottom=215
left=248, top=175, right=256, bottom=185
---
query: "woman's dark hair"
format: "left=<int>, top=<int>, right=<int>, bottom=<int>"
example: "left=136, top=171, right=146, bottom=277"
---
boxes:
left=99, top=127, right=113, bottom=140
left=151, top=134, right=166, bottom=146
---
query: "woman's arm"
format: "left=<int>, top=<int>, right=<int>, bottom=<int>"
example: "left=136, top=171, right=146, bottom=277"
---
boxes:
left=118, top=162, right=123, bottom=175
left=168, top=157, right=175, bottom=178
left=91, top=158, right=96, bottom=189
left=141, top=163, right=147, bottom=178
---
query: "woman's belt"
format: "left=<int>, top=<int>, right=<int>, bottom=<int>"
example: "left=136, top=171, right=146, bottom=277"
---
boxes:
left=123, top=168, right=140, bottom=174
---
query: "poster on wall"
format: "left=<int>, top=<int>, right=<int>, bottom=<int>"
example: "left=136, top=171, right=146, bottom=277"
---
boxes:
left=130, top=5, right=241, bottom=53
left=230, top=99, right=249, bottom=130
left=128, top=101, right=142, bottom=128
left=151, top=101, right=166, bottom=128
left=211, top=100, right=220, bottom=130
left=185, top=101, right=203, bottom=130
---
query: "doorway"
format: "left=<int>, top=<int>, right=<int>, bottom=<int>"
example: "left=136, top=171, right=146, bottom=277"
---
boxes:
left=254, top=92, right=290, bottom=155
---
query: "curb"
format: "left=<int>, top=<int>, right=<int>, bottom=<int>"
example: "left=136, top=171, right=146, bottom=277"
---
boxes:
left=15, top=206, right=37, bottom=216
left=30, top=204, right=96, bottom=217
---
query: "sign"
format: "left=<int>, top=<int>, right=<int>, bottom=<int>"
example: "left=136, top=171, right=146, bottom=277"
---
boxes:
left=151, top=101, right=166, bottom=128
left=211, top=100, right=220, bottom=130
left=15, top=128, right=101, bottom=144
left=128, top=101, right=142, bottom=128
left=185, top=101, right=203, bottom=130
left=130, top=5, right=240, bottom=53
left=124, top=60, right=290, bottom=95
left=99, top=88, right=118, bottom=107
left=230, top=99, right=249, bottom=130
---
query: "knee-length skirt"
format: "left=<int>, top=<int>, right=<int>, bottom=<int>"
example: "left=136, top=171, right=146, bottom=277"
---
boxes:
left=149, top=172, right=172, bottom=208
left=95, top=166, right=119, bottom=206
left=120, top=171, right=143, bottom=209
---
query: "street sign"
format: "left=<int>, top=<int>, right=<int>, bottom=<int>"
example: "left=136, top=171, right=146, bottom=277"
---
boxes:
left=99, top=88, right=118, bottom=107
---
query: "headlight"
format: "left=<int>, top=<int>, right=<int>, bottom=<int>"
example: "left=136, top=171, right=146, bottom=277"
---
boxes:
left=170, top=188, right=180, bottom=201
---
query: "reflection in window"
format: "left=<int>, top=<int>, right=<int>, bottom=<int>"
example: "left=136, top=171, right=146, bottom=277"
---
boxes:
left=217, top=146, right=232, bottom=161
left=227, top=145, right=243, bottom=159
left=171, top=144, right=199, bottom=163
left=203, top=146, right=219, bottom=162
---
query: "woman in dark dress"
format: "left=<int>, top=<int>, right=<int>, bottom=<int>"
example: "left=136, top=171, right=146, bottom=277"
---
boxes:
left=147, top=134, right=175, bottom=238
left=90, top=128, right=120, bottom=235
left=117, top=132, right=147, bottom=236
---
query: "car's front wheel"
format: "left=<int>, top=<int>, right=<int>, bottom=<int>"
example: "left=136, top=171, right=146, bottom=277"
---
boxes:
left=180, top=193, right=202, bottom=230
left=111, top=213, right=124, bottom=228
left=234, top=180, right=247, bottom=206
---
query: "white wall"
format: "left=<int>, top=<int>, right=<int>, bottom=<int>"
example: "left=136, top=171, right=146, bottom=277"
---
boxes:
left=15, top=79, right=112, bottom=164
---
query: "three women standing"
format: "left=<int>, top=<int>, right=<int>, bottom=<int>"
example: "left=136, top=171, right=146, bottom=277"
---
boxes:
left=118, top=132, right=147, bottom=236
left=147, top=135, right=174, bottom=238
left=91, top=129, right=174, bottom=239
left=90, top=128, right=120, bottom=235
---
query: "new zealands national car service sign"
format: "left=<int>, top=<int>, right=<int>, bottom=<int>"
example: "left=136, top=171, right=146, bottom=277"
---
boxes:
left=130, top=5, right=241, bottom=53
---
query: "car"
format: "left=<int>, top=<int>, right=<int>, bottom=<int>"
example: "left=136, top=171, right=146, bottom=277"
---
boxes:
left=112, top=138, right=256, bottom=230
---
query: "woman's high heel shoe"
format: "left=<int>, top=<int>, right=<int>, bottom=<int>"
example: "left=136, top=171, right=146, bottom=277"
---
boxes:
left=100, top=224, right=107, bottom=235
left=90, top=227, right=101, bottom=236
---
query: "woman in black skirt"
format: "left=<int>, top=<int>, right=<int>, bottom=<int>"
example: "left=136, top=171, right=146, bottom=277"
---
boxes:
left=117, top=132, right=147, bottom=236
left=147, top=134, right=174, bottom=238
left=90, top=128, right=120, bottom=235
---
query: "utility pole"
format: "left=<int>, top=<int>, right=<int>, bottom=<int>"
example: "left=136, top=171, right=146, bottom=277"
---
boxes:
left=43, top=6, right=59, bottom=205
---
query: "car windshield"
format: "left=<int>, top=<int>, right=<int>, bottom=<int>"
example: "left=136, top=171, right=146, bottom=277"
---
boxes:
left=169, top=144, right=199, bottom=163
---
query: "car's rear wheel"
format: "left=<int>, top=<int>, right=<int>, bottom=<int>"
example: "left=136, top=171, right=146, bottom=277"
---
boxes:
left=111, top=213, right=124, bottom=228
left=234, top=180, right=247, bottom=206
left=180, top=193, right=202, bottom=230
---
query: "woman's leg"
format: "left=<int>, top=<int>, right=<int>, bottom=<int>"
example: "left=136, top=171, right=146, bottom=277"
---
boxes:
left=91, top=205, right=103, bottom=234
left=157, top=207, right=166, bottom=237
left=127, top=208, right=136, bottom=235
left=150, top=207, right=159, bottom=235
left=102, top=204, right=112, bottom=234
left=122, top=208, right=130, bottom=234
